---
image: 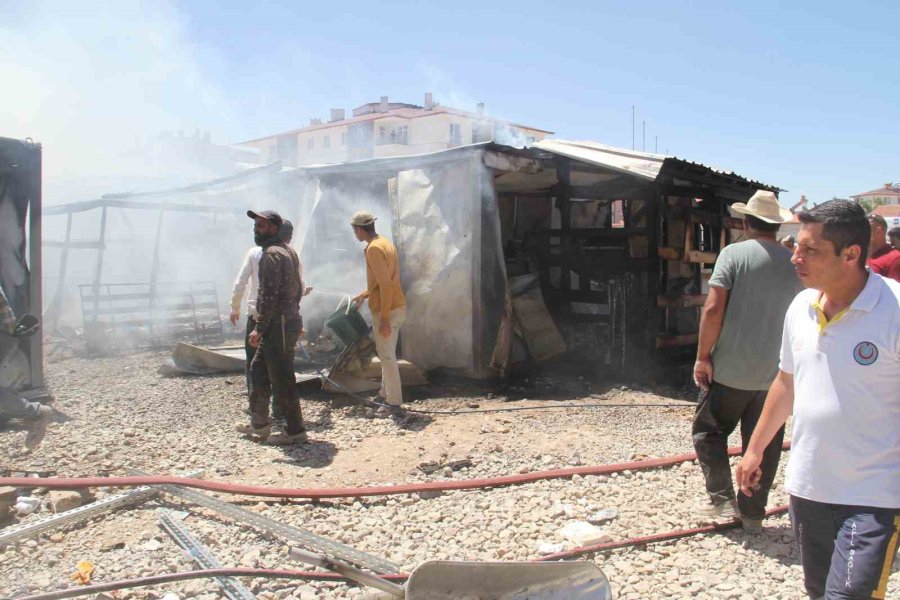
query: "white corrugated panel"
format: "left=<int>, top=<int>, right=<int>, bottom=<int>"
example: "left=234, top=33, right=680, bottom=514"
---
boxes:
left=532, top=140, right=667, bottom=181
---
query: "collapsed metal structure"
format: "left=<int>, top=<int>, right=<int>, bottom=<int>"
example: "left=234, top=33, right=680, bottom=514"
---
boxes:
left=292, top=140, right=779, bottom=379
left=38, top=140, right=778, bottom=378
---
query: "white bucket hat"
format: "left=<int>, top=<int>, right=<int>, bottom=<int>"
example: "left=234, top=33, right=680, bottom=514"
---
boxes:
left=729, top=190, right=792, bottom=224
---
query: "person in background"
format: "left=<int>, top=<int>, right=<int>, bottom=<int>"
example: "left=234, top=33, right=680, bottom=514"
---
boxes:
left=230, top=219, right=309, bottom=423
left=692, top=190, right=800, bottom=532
left=235, top=210, right=306, bottom=445
left=350, top=211, right=407, bottom=417
left=889, top=226, right=900, bottom=251
left=866, top=213, right=900, bottom=282
left=737, top=200, right=899, bottom=599
left=0, top=284, right=52, bottom=451
left=779, top=234, right=795, bottom=250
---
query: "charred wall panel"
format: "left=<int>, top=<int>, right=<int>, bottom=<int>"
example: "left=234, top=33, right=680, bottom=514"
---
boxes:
left=0, top=137, right=43, bottom=390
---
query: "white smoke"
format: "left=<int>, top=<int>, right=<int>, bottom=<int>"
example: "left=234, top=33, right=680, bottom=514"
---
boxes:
left=0, top=0, right=240, bottom=203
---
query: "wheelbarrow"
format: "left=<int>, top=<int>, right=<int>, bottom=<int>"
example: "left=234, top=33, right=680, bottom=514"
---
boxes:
left=290, top=548, right=613, bottom=599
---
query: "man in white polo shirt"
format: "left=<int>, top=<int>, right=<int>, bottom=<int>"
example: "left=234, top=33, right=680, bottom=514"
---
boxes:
left=736, top=200, right=899, bottom=599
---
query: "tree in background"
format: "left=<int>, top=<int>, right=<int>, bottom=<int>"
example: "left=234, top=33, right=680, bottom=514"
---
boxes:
left=858, top=196, right=888, bottom=213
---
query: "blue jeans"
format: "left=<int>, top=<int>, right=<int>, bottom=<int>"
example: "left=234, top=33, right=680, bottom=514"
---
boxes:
left=790, top=495, right=900, bottom=599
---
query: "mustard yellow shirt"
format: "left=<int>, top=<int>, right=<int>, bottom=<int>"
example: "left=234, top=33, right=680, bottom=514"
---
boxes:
left=364, top=236, right=405, bottom=320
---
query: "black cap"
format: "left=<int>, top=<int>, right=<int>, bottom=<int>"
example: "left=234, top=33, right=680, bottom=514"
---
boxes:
left=279, top=219, right=294, bottom=242
left=247, top=209, right=283, bottom=226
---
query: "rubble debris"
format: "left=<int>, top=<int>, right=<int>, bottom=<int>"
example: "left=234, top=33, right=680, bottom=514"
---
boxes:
left=588, top=508, right=620, bottom=524
left=13, top=496, right=40, bottom=517
left=324, top=337, right=427, bottom=394
left=69, top=559, right=95, bottom=584
left=158, top=343, right=245, bottom=376
left=559, top=521, right=613, bottom=546
left=536, top=542, right=566, bottom=556
left=159, top=342, right=316, bottom=378
left=0, top=486, right=16, bottom=524
left=49, top=490, right=87, bottom=513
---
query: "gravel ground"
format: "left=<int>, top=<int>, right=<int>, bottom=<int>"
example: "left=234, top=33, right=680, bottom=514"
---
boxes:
left=1, top=350, right=897, bottom=599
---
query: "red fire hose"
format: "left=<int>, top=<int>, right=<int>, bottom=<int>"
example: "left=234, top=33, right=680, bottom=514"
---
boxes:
left=535, top=504, right=790, bottom=561
left=12, top=508, right=792, bottom=600
left=0, top=442, right=789, bottom=499
left=7, top=444, right=794, bottom=600
left=13, top=568, right=408, bottom=600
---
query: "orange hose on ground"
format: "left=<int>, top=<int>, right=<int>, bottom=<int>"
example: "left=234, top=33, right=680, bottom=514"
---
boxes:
left=0, top=442, right=790, bottom=499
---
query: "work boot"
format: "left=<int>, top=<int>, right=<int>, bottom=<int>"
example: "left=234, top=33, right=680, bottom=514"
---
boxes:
left=374, top=402, right=404, bottom=418
left=739, top=515, right=764, bottom=533
left=235, top=422, right=270, bottom=439
left=24, top=405, right=53, bottom=451
left=692, top=498, right=738, bottom=520
left=265, top=430, right=308, bottom=446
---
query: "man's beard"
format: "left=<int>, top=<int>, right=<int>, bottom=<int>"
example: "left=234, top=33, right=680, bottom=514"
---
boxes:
left=255, top=232, right=279, bottom=247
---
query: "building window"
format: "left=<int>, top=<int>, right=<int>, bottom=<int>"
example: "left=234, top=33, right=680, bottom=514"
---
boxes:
left=377, top=125, right=408, bottom=145
left=449, top=123, right=462, bottom=145
left=307, top=138, right=314, bottom=150
left=341, top=133, right=347, bottom=145
left=323, top=135, right=330, bottom=148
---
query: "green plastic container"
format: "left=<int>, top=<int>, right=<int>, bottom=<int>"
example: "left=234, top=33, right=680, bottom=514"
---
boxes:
left=324, top=297, right=370, bottom=346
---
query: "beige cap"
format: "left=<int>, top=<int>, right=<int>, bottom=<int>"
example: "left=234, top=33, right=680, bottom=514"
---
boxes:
left=350, top=210, right=377, bottom=227
left=730, top=190, right=792, bottom=224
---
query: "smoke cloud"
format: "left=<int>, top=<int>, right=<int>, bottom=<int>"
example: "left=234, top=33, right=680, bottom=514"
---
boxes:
left=1, top=0, right=238, bottom=203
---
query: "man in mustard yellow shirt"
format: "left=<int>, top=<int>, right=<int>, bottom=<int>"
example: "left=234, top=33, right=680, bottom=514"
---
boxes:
left=350, top=211, right=407, bottom=411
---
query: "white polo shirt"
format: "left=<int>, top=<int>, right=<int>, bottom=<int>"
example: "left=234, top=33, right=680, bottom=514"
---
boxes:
left=780, top=272, right=900, bottom=509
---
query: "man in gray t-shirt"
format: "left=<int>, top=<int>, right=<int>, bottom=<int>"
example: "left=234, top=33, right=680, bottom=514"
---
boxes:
left=691, top=190, right=799, bottom=530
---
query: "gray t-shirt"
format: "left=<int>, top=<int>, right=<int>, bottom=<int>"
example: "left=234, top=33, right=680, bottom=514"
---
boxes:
left=709, top=239, right=799, bottom=390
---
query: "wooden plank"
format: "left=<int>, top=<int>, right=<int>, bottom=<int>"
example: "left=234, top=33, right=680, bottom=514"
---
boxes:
left=657, top=294, right=707, bottom=308
left=686, top=250, right=718, bottom=264
left=655, top=333, right=698, bottom=348
left=86, top=315, right=219, bottom=328
left=658, top=246, right=681, bottom=260
left=683, top=223, right=694, bottom=263
left=83, top=301, right=219, bottom=316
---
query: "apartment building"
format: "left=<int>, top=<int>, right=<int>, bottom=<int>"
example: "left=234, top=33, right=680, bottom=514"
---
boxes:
left=238, top=93, right=553, bottom=167
left=851, top=183, right=900, bottom=206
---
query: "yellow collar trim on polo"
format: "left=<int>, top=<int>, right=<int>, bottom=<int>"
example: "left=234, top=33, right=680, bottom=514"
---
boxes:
left=811, top=293, right=851, bottom=333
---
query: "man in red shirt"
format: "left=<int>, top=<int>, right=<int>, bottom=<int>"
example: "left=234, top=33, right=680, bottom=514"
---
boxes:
left=866, top=214, right=900, bottom=281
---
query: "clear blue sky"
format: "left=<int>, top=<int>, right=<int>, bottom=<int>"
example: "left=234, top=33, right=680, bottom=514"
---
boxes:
left=3, top=0, right=898, bottom=205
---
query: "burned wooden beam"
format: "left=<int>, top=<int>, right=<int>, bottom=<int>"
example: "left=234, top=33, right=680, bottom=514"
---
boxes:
left=657, top=294, right=707, bottom=308
left=655, top=333, right=699, bottom=348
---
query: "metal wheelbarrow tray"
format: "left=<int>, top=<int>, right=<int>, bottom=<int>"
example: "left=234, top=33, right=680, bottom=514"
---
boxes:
left=290, top=548, right=613, bottom=599
left=406, top=560, right=612, bottom=599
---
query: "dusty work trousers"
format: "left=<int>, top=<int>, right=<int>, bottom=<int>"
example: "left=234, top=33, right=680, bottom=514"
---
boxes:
left=245, top=316, right=283, bottom=420
left=248, top=317, right=304, bottom=435
left=790, top=495, right=899, bottom=599
left=692, top=381, right=785, bottom=519
left=370, top=307, right=406, bottom=406
left=0, top=387, right=40, bottom=419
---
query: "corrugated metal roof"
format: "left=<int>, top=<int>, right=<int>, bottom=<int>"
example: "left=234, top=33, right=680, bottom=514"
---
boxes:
left=532, top=139, right=781, bottom=191
left=532, top=140, right=664, bottom=180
